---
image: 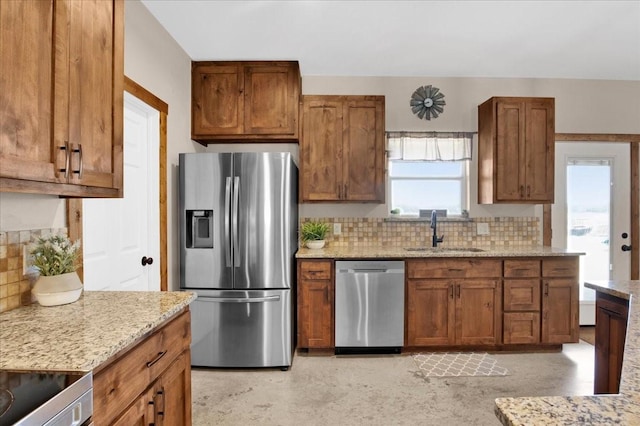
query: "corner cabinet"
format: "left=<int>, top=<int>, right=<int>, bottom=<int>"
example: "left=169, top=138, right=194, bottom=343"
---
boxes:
left=478, top=97, right=554, bottom=204
left=300, top=95, right=385, bottom=203
left=297, top=260, right=334, bottom=348
left=93, top=309, right=192, bottom=425
left=0, top=0, right=124, bottom=197
left=191, top=61, right=301, bottom=143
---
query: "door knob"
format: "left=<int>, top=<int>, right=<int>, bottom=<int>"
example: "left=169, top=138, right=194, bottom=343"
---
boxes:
left=142, top=256, right=154, bottom=266
left=621, top=245, right=632, bottom=252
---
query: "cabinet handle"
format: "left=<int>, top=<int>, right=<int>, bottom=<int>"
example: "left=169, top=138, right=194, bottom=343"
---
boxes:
left=72, top=144, right=83, bottom=178
left=449, top=285, right=454, bottom=299
left=527, top=185, right=531, bottom=197
left=344, top=184, right=347, bottom=199
left=519, top=185, right=524, bottom=196
left=156, top=389, right=165, bottom=417
left=146, top=350, right=167, bottom=368
left=325, top=287, right=330, bottom=304
left=59, top=142, right=70, bottom=178
left=456, top=284, right=461, bottom=299
left=337, top=184, right=341, bottom=199
left=448, top=268, right=463, bottom=272
left=544, top=282, right=549, bottom=296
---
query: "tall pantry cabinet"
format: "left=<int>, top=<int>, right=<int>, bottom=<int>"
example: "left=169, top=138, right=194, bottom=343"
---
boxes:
left=0, top=0, right=124, bottom=197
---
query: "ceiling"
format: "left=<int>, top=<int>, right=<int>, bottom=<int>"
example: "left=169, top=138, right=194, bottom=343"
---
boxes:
left=141, top=0, right=640, bottom=81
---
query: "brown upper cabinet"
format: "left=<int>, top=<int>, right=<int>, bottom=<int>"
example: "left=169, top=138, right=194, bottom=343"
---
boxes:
left=300, top=95, right=385, bottom=203
left=191, top=61, right=301, bottom=143
left=478, top=97, right=555, bottom=204
left=0, top=0, right=124, bottom=197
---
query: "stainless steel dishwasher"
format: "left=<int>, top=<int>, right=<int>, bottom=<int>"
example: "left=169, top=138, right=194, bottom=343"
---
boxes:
left=335, top=260, right=405, bottom=353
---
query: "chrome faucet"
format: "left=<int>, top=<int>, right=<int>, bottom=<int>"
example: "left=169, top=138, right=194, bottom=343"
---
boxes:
left=430, top=210, right=444, bottom=248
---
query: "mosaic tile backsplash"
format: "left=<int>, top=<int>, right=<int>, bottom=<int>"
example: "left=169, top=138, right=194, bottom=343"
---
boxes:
left=299, top=217, right=540, bottom=248
left=0, top=228, right=67, bottom=313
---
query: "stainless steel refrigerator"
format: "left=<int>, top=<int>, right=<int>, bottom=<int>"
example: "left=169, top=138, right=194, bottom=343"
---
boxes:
left=179, top=152, right=298, bottom=369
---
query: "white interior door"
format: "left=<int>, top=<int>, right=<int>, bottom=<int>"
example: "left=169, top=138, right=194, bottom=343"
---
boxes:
left=83, top=92, right=160, bottom=291
left=552, top=142, right=631, bottom=325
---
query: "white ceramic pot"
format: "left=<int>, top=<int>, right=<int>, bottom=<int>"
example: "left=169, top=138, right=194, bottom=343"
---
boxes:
left=32, top=272, right=83, bottom=307
left=305, top=240, right=326, bottom=249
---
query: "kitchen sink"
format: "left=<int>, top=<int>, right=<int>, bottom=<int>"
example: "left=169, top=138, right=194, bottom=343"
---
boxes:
left=404, top=247, right=485, bottom=253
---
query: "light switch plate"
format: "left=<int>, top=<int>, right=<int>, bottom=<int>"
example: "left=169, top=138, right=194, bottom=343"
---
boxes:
left=477, top=223, right=490, bottom=236
left=333, top=223, right=342, bottom=235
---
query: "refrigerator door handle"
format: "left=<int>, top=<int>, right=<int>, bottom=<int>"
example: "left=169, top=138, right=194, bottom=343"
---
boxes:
left=198, top=295, right=281, bottom=303
left=232, top=176, right=240, bottom=267
left=224, top=177, right=232, bottom=267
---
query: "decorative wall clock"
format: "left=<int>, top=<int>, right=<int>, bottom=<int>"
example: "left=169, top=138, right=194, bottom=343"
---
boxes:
left=410, top=85, right=445, bottom=120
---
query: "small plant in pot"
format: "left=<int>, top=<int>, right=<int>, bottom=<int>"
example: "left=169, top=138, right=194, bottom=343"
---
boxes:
left=30, top=234, right=83, bottom=306
left=390, top=208, right=402, bottom=217
left=301, top=222, right=330, bottom=249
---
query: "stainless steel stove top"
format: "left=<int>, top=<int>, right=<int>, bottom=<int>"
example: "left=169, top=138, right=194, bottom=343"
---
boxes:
left=0, top=370, right=92, bottom=426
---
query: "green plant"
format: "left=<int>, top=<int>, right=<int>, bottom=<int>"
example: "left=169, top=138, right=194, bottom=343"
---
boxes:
left=30, top=234, right=80, bottom=276
left=390, top=208, right=401, bottom=214
left=300, top=222, right=330, bottom=242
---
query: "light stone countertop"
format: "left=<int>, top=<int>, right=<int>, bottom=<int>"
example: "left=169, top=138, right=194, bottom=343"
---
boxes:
left=495, top=280, right=640, bottom=425
left=296, top=245, right=583, bottom=259
left=0, top=290, right=196, bottom=372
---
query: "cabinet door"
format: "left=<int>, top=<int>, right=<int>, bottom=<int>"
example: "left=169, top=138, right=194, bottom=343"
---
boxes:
left=0, top=0, right=63, bottom=183
left=112, top=388, right=154, bottom=426
left=192, top=64, right=243, bottom=136
left=60, top=0, right=122, bottom=190
left=495, top=100, right=525, bottom=201
left=298, top=280, right=334, bottom=348
left=407, top=280, right=455, bottom=346
left=342, top=98, right=385, bottom=202
left=456, top=279, right=500, bottom=345
left=156, top=351, right=192, bottom=426
left=541, top=278, right=579, bottom=343
left=300, top=98, right=343, bottom=201
left=524, top=99, right=554, bottom=202
left=594, top=293, right=628, bottom=394
left=244, top=64, right=299, bottom=137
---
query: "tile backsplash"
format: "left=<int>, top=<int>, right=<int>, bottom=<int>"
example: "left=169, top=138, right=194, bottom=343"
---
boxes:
left=0, top=228, right=67, bottom=313
left=300, top=217, right=540, bottom=248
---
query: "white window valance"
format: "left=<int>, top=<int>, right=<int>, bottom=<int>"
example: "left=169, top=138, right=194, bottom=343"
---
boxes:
left=387, top=131, right=473, bottom=161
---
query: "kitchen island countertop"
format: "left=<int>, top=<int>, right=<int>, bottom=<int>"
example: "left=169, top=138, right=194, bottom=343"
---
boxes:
left=495, top=280, right=640, bottom=425
left=0, top=290, right=196, bottom=372
left=296, top=245, right=583, bottom=259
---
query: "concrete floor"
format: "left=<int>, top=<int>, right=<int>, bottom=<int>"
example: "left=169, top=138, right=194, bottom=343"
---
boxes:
left=191, top=342, right=594, bottom=425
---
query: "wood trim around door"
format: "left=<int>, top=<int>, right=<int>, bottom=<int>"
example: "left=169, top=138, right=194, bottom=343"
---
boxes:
left=67, top=77, right=169, bottom=290
left=545, top=133, right=640, bottom=280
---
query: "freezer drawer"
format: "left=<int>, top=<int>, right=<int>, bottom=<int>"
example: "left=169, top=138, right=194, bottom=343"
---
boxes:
left=190, top=289, right=292, bottom=368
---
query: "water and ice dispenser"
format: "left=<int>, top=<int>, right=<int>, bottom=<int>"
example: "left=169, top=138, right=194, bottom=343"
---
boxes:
left=186, top=210, right=214, bottom=248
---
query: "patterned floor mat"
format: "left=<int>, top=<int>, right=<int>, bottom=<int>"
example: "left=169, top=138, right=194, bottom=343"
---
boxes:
left=413, top=352, right=509, bottom=377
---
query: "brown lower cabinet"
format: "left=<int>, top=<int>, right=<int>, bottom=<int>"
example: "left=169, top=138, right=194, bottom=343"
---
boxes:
left=297, top=260, right=334, bottom=348
left=406, top=259, right=502, bottom=346
left=93, top=309, right=192, bottom=425
left=594, top=292, right=629, bottom=394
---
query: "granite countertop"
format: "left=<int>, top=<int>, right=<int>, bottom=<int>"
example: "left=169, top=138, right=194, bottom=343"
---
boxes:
left=296, top=245, right=583, bottom=259
left=0, top=291, right=196, bottom=372
left=495, top=280, right=640, bottom=425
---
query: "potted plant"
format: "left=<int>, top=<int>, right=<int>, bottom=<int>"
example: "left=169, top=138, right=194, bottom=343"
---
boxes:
left=390, top=208, right=402, bottom=218
left=301, top=222, right=330, bottom=249
left=30, top=234, right=83, bottom=306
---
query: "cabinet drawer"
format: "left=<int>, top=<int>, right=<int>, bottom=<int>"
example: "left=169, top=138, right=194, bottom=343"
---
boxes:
left=407, top=259, right=502, bottom=279
left=542, top=258, right=578, bottom=277
left=504, top=279, right=541, bottom=311
left=300, top=261, right=332, bottom=280
left=503, top=312, right=540, bottom=344
left=93, top=310, right=191, bottom=425
left=504, top=260, right=540, bottom=277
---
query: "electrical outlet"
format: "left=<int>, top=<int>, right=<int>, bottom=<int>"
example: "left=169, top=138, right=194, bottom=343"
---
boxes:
left=23, top=245, right=37, bottom=276
left=333, top=223, right=342, bottom=235
left=477, top=223, right=490, bottom=236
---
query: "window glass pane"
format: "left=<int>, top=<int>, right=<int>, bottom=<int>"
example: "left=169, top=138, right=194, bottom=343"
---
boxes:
left=391, top=180, right=462, bottom=215
left=390, top=161, right=463, bottom=178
